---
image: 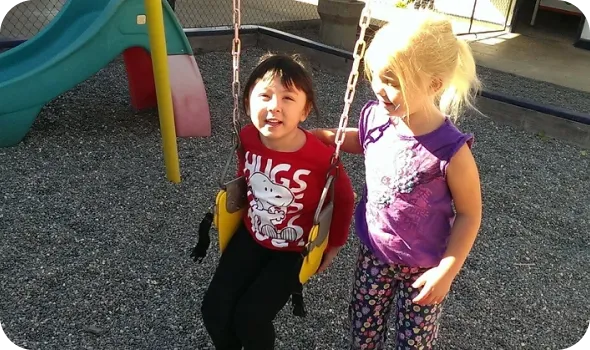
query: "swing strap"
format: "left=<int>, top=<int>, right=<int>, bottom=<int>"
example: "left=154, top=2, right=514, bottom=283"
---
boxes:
left=291, top=283, right=307, bottom=317
left=191, top=212, right=213, bottom=263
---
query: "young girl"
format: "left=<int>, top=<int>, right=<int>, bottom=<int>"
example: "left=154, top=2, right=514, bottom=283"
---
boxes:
left=200, top=53, right=355, bottom=350
left=312, top=12, right=483, bottom=349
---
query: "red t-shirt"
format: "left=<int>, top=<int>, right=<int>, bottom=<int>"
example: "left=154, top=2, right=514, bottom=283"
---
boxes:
left=237, top=124, right=355, bottom=252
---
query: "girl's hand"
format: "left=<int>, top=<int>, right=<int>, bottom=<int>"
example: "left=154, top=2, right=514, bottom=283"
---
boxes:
left=411, top=265, right=456, bottom=306
left=316, top=246, right=342, bottom=274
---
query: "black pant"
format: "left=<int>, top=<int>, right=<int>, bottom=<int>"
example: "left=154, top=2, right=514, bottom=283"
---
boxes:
left=201, top=224, right=303, bottom=350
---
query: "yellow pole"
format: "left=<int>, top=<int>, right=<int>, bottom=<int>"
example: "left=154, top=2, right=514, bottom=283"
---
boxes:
left=144, top=0, right=181, bottom=183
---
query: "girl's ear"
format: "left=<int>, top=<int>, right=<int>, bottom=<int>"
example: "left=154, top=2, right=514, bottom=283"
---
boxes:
left=299, top=112, right=308, bottom=123
left=306, top=102, right=314, bottom=116
left=430, top=78, right=443, bottom=93
left=300, top=104, right=312, bottom=122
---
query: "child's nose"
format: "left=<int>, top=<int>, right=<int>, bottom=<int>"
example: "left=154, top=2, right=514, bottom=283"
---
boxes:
left=267, top=96, right=280, bottom=111
left=372, top=80, right=384, bottom=93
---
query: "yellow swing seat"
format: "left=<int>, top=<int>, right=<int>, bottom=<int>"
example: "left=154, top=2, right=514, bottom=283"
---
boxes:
left=213, top=174, right=335, bottom=284
left=213, top=175, right=247, bottom=253
left=298, top=175, right=335, bottom=284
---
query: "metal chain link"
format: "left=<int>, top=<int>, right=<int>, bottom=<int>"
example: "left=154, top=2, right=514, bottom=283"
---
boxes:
left=332, top=1, right=373, bottom=165
left=231, top=0, right=242, bottom=148
left=312, top=1, right=373, bottom=227
left=217, top=0, right=242, bottom=188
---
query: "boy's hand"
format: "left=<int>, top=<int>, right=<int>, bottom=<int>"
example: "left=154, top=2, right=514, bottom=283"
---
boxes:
left=316, top=246, right=342, bottom=274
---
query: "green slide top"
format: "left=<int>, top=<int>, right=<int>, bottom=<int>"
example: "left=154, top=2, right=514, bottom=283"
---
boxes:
left=0, top=0, right=194, bottom=147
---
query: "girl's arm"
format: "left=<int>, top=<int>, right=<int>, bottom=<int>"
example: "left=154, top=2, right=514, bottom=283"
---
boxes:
left=310, top=128, right=364, bottom=155
left=311, top=100, right=376, bottom=155
left=412, top=143, right=481, bottom=305
left=439, top=144, right=482, bottom=277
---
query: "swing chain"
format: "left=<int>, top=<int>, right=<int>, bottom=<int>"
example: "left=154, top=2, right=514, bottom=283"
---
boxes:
left=218, top=0, right=242, bottom=189
left=332, top=3, right=372, bottom=166
left=231, top=0, right=242, bottom=146
left=315, top=2, right=372, bottom=225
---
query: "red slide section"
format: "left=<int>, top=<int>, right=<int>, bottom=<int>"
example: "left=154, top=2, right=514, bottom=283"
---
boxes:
left=122, top=47, right=211, bottom=137
left=123, top=47, right=157, bottom=110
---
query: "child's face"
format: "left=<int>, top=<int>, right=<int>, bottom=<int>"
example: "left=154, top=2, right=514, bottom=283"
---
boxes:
left=371, top=72, right=403, bottom=116
left=371, top=70, right=427, bottom=118
left=248, top=75, right=309, bottom=142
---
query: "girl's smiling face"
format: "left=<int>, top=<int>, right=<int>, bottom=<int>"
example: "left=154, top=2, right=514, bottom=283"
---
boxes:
left=248, top=75, right=309, bottom=145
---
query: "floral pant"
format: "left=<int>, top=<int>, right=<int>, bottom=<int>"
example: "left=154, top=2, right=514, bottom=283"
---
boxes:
left=349, top=243, right=444, bottom=349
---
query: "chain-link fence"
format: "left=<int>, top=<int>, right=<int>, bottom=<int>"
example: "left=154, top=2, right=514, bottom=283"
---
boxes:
left=0, top=0, right=67, bottom=40
left=0, top=0, right=514, bottom=44
left=0, top=0, right=320, bottom=41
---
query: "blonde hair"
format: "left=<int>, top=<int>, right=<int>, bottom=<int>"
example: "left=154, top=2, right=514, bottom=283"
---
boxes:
left=364, top=12, right=481, bottom=119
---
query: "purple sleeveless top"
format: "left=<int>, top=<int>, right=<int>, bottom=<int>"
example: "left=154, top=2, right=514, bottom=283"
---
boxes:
left=355, top=100, right=474, bottom=268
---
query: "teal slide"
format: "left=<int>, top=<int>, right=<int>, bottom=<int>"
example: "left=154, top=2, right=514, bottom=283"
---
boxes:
left=0, top=0, right=194, bottom=147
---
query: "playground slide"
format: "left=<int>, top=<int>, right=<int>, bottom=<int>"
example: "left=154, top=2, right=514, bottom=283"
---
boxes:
left=0, top=0, right=211, bottom=148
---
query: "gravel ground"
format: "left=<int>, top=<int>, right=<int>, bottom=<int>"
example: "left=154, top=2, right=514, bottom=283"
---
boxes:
left=0, top=46, right=589, bottom=350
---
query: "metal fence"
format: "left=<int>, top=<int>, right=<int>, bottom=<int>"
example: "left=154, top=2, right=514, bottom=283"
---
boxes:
left=0, top=0, right=515, bottom=44
left=0, top=0, right=320, bottom=41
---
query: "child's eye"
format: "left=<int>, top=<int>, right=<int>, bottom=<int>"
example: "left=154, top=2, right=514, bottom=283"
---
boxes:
left=258, top=94, right=270, bottom=100
left=383, top=78, right=398, bottom=87
left=380, top=74, right=399, bottom=87
left=283, top=96, right=295, bottom=101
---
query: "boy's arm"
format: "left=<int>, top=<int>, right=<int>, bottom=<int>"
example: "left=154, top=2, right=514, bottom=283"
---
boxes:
left=309, top=128, right=363, bottom=155
left=326, top=163, right=355, bottom=249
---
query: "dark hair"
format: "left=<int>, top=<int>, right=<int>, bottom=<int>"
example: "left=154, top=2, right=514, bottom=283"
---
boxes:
left=242, top=53, right=320, bottom=118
